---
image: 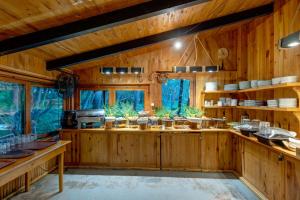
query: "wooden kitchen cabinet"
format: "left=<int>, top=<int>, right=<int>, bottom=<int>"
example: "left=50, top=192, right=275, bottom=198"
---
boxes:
left=161, top=133, right=202, bottom=170
left=80, top=132, right=109, bottom=166
left=243, top=141, right=285, bottom=200
left=60, top=130, right=80, bottom=165
left=285, top=157, right=300, bottom=200
left=200, top=132, right=233, bottom=171
left=111, top=132, right=160, bottom=169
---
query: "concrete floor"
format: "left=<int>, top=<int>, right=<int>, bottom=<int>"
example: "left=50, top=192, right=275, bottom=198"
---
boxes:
left=11, top=169, right=259, bottom=200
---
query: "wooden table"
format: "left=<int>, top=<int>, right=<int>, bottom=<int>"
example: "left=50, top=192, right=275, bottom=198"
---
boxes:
left=0, top=140, right=70, bottom=193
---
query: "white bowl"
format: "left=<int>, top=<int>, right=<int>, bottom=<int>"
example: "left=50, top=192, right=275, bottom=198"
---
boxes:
left=239, top=81, right=250, bottom=89
left=205, top=82, right=218, bottom=91
left=224, top=84, right=238, bottom=91
left=257, top=80, right=272, bottom=87
left=250, top=80, right=258, bottom=88
left=272, top=77, right=282, bottom=85
left=281, top=76, right=298, bottom=84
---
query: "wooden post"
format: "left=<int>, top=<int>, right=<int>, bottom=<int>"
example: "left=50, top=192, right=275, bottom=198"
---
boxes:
left=25, top=172, right=30, bottom=192
left=58, top=153, right=64, bottom=192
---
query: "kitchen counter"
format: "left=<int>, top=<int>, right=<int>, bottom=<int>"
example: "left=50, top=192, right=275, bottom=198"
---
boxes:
left=61, top=127, right=299, bottom=160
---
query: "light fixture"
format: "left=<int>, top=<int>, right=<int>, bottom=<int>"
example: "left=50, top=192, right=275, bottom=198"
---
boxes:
left=174, top=41, right=182, bottom=50
left=204, top=66, right=219, bottom=72
left=100, top=67, right=114, bottom=75
left=172, top=66, right=187, bottom=73
left=131, top=67, right=144, bottom=74
left=116, top=67, right=128, bottom=74
left=279, top=31, right=300, bottom=48
left=188, top=66, right=203, bottom=73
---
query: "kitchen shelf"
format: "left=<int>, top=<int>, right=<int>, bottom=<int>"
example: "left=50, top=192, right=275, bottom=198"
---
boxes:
left=236, top=106, right=300, bottom=112
left=201, top=82, right=300, bottom=94
left=203, top=106, right=236, bottom=109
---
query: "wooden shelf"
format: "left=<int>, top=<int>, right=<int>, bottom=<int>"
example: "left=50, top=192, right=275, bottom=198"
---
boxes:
left=203, top=106, right=236, bottom=109
left=202, top=90, right=237, bottom=94
left=201, top=82, right=300, bottom=94
left=236, top=106, right=300, bottom=112
left=237, top=82, right=300, bottom=93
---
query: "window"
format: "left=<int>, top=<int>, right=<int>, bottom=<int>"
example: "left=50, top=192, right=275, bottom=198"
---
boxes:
left=0, top=81, right=24, bottom=138
left=162, top=79, right=190, bottom=115
left=31, top=87, right=63, bottom=134
left=115, top=90, right=144, bottom=111
left=80, top=90, right=109, bottom=109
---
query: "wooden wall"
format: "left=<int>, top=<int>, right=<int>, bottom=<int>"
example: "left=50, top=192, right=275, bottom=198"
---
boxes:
left=0, top=53, right=60, bottom=199
left=75, top=0, right=300, bottom=134
left=75, top=27, right=240, bottom=109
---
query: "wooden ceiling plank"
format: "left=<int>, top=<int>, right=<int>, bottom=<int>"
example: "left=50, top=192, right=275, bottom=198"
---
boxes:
left=0, top=0, right=209, bottom=56
left=46, top=3, right=273, bottom=70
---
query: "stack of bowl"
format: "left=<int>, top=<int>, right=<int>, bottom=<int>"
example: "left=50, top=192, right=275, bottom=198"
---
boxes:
left=205, top=82, right=218, bottom=91
left=267, top=100, right=278, bottom=107
left=279, top=98, right=297, bottom=108
left=224, top=84, right=238, bottom=91
left=239, top=81, right=251, bottom=90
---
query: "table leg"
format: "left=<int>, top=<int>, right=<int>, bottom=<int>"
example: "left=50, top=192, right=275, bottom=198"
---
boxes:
left=58, top=153, right=64, bottom=192
left=25, top=172, right=30, bottom=192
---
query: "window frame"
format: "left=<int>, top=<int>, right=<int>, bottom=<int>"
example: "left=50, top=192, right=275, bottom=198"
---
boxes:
left=76, top=84, right=150, bottom=111
left=0, top=75, right=62, bottom=136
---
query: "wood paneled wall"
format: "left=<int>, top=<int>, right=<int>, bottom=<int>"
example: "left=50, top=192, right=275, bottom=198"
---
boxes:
left=75, top=0, right=300, bottom=133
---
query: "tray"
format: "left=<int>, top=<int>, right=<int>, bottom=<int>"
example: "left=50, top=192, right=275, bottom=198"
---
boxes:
left=0, top=159, right=16, bottom=169
left=18, top=141, right=57, bottom=150
left=0, top=149, right=34, bottom=159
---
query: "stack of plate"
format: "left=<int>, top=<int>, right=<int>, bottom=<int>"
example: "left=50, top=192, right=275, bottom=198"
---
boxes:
left=279, top=98, right=297, bottom=108
left=272, top=77, right=281, bottom=85
left=257, top=80, right=272, bottom=87
left=205, top=82, right=218, bottom=91
left=250, top=80, right=258, bottom=88
left=255, top=100, right=264, bottom=106
left=267, top=99, right=278, bottom=107
left=244, top=100, right=264, bottom=107
left=224, top=84, right=238, bottom=91
left=244, top=100, right=256, bottom=106
left=239, top=81, right=251, bottom=90
left=281, top=76, right=298, bottom=84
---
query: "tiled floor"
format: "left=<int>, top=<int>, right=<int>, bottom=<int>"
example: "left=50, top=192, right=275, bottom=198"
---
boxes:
left=11, top=169, right=259, bottom=200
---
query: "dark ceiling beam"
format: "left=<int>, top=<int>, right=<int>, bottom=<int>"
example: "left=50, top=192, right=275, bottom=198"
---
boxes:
left=47, top=3, right=273, bottom=70
left=0, top=0, right=210, bottom=56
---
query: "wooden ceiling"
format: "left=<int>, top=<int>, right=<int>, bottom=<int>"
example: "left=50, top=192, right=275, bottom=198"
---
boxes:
left=0, top=0, right=273, bottom=70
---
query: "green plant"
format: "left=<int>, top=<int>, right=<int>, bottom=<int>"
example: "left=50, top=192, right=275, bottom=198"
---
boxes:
left=118, top=102, right=138, bottom=118
left=104, top=104, right=119, bottom=117
left=182, top=106, right=203, bottom=118
left=154, top=107, right=177, bottom=119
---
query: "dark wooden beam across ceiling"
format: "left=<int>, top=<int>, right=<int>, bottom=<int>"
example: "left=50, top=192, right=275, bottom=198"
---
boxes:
left=46, top=3, right=273, bottom=70
left=0, top=0, right=209, bottom=56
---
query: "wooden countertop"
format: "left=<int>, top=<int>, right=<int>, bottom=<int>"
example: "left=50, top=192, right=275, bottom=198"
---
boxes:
left=61, top=127, right=229, bottom=133
left=61, top=128, right=300, bottom=161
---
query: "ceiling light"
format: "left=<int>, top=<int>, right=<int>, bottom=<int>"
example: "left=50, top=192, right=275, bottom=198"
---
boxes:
left=279, top=31, right=300, bottom=48
left=174, top=41, right=182, bottom=50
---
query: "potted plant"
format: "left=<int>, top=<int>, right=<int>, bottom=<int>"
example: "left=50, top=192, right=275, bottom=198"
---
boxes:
left=154, top=107, right=176, bottom=128
left=183, top=106, right=204, bottom=129
left=119, top=102, right=138, bottom=128
left=104, top=104, right=118, bottom=129
left=137, top=117, right=149, bottom=130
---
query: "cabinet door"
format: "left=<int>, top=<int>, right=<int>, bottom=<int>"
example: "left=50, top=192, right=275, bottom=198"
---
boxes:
left=80, top=132, right=109, bottom=166
left=60, top=131, right=80, bottom=165
left=285, top=157, right=300, bottom=200
left=243, top=141, right=284, bottom=200
left=161, top=133, right=202, bottom=170
left=201, top=132, right=233, bottom=170
left=111, top=133, right=160, bottom=168
left=232, top=135, right=244, bottom=175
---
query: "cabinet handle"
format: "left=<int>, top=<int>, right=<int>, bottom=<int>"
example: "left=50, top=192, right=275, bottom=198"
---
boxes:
left=278, top=154, right=284, bottom=161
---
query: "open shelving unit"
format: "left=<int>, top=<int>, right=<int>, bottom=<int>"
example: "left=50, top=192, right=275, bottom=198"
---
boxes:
left=201, top=82, right=300, bottom=113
